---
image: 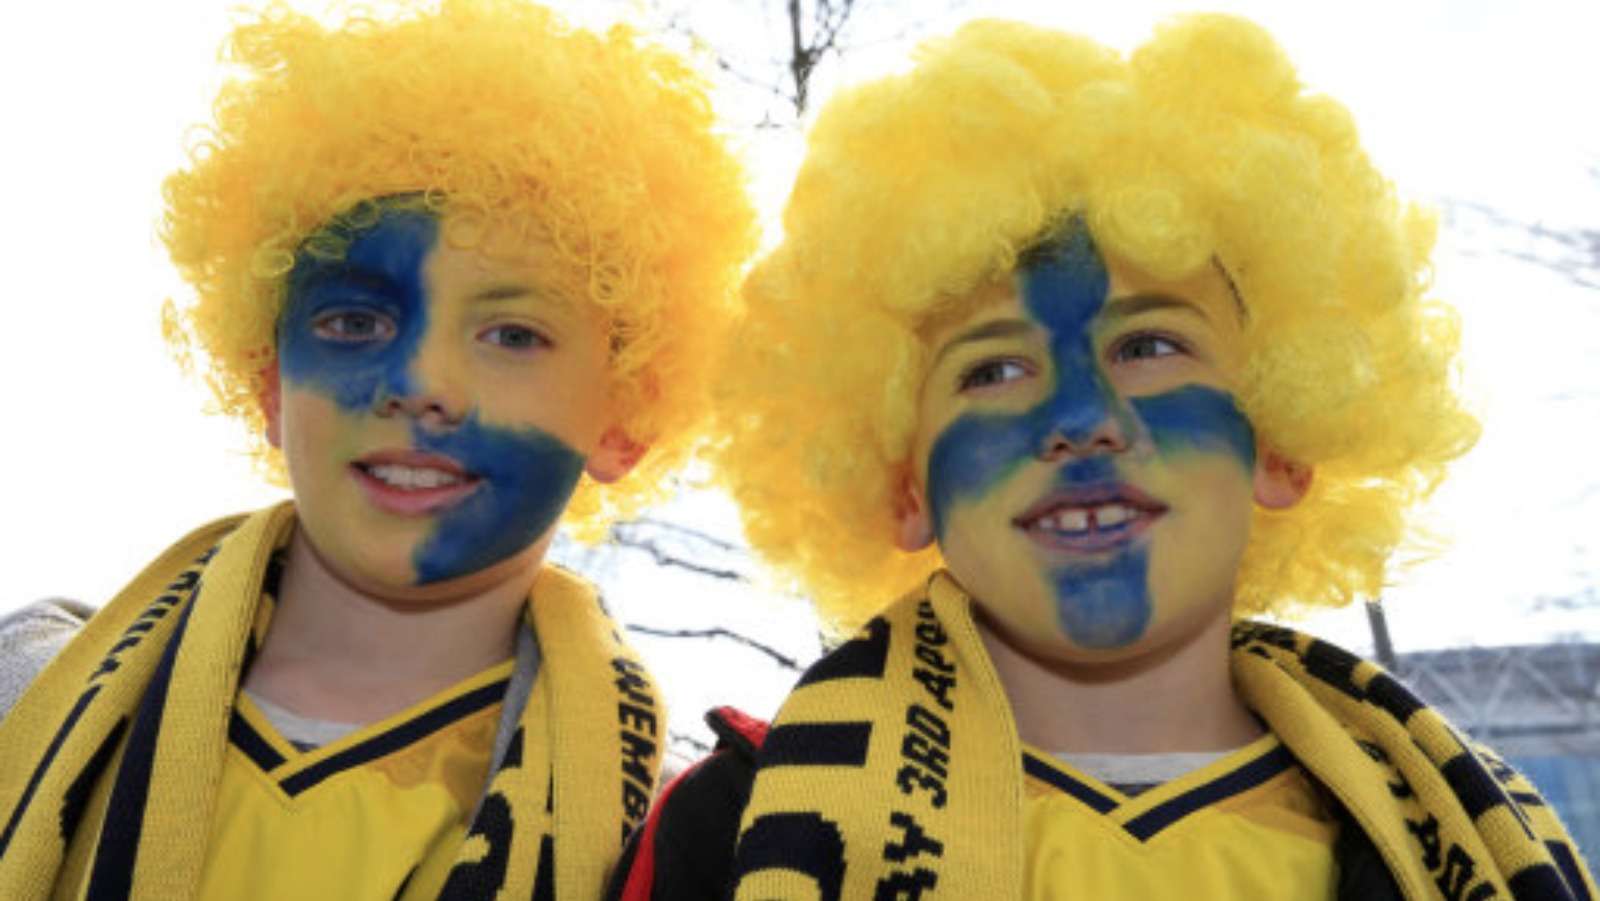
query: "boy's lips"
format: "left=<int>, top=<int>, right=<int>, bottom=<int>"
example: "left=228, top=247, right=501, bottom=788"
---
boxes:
left=1012, top=484, right=1166, bottom=554
left=350, top=450, right=482, bottom=516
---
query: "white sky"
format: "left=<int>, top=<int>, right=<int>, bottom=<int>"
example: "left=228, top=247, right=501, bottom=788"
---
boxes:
left=2, top=0, right=1598, bottom=683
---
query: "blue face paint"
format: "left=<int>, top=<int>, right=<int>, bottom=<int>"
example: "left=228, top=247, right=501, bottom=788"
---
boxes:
left=1056, top=552, right=1156, bottom=649
left=925, top=223, right=1122, bottom=537
left=924, top=220, right=1257, bottom=648
left=1130, top=387, right=1256, bottom=466
left=411, top=416, right=585, bottom=583
left=278, top=204, right=589, bottom=585
left=279, top=206, right=439, bottom=411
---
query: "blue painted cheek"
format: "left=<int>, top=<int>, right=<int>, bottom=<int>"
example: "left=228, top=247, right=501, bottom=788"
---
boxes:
left=1131, top=386, right=1256, bottom=469
left=276, top=210, right=439, bottom=409
left=412, top=416, right=586, bottom=583
left=926, top=416, right=1034, bottom=541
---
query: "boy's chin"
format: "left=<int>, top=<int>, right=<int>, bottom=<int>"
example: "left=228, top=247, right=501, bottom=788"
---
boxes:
left=382, top=550, right=546, bottom=606
left=974, top=602, right=1223, bottom=672
left=977, top=612, right=1135, bottom=668
left=304, top=535, right=547, bottom=608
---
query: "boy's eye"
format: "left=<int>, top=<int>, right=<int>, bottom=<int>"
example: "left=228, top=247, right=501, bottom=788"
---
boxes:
left=480, top=323, right=548, bottom=351
left=958, top=358, right=1031, bottom=391
left=312, top=310, right=396, bottom=343
left=1113, top=333, right=1184, bottom=362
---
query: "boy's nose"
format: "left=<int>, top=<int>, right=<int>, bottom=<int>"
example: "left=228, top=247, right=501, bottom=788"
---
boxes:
left=372, top=339, right=468, bottom=429
left=1038, top=371, right=1131, bottom=459
left=373, top=388, right=464, bottom=428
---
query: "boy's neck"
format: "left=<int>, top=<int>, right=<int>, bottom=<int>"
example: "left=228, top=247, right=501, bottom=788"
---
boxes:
left=976, top=607, right=1263, bottom=756
left=243, top=528, right=535, bottom=724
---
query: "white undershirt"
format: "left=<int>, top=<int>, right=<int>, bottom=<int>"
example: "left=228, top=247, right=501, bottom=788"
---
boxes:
left=246, top=691, right=362, bottom=751
left=1055, top=750, right=1231, bottom=795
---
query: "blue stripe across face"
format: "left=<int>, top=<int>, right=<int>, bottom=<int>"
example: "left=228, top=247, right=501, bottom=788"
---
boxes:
left=278, top=206, right=588, bottom=585
left=410, top=416, right=584, bottom=583
left=924, top=221, right=1256, bottom=649
left=1131, top=388, right=1255, bottom=466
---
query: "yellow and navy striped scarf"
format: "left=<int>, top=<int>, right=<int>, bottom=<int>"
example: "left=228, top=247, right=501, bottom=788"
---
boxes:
left=0, top=503, right=663, bottom=901
left=730, top=572, right=1597, bottom=900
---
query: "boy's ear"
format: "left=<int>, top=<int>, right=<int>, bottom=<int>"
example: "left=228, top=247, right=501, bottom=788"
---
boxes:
left=893, top=469, right=936, bottom=552
left=259, top=367, right=284, bottom=450
left=1254, top=446, right=1314, bottom=510
left=585, top=425, right=647, bottom=485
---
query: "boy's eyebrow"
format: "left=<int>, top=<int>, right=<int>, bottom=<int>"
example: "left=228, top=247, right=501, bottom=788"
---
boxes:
left=1100, top=293, right=1215, bottom=324
left=294, top=262, right=397, bottom=297
left=1100, top=258, right=1246, bottom=323
left=473, top=283, right=535, bottom=302
left=931, top=318, right=1038, bottom=369
left=470, top=282, right=573, bottom=308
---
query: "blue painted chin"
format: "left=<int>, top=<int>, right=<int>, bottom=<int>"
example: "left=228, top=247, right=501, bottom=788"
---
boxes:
left=1054, top=548, right=1153, bottom=649
left=412, top=417, right=585, bottom=584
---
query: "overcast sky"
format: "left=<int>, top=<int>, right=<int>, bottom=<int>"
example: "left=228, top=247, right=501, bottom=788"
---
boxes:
left=2, top=0, right=1597, bottom=669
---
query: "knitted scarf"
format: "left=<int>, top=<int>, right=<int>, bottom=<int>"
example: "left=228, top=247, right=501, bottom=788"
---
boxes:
left=0, top=502, right=663, bottom=901
left=730, top=572, right=1597, bottom=901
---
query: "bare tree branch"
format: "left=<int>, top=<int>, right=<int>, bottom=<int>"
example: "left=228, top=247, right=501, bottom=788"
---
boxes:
left=607, top=519, right=754, bottom=583
left=627, top=516, right=746, bottom=553
left=1444, top=198, right=1600, bottom=291
left=627, top=623, right=804, bottom=671
left=669, top=729, right=713, bottom=756
left=609, top=536, right=746, bottom=582
left=647, top=0, right=978, bottom=120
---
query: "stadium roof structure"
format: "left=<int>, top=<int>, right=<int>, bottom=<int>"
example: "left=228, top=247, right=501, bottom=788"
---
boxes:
left=1393, top=639, right=1600, bottom=756
left=1393, top=639, right=1600, bottom=868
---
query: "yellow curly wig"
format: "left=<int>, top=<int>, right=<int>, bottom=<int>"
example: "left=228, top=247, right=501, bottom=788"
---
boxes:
left=161, top=0, right=757, bottom=536
left=716, top=14, right=1479, bottom=631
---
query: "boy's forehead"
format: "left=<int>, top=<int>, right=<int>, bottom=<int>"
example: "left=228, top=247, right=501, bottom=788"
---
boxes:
left=433, top=222, right=566, bottom=282
left=1102, top=253, right=1247, bottom=327
left=294, top=203, right=592, bottom=304
left=441, top=212, right=596, bottom=308
left=916, top=249, right=1243, bottom=353
left=916, top=222, right=1105, bottom=343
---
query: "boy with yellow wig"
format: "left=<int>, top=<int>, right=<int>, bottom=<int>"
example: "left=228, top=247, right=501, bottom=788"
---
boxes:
left=608, top=14, right=1595, bottom=901
left=0, top=1, right=754, bottom=898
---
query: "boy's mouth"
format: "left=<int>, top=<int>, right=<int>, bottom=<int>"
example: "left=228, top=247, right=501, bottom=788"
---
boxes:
left=1013, top=485, right=1165, bottom=553
left=363, top=463, right=467, bottom=489
left=351, top=451, right=482, bottom=515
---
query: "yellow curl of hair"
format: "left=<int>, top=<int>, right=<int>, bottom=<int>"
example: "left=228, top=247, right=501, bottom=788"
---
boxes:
left=161, top=0, right=757, bottom=536
left=715, top=14, right=1479, bottom=632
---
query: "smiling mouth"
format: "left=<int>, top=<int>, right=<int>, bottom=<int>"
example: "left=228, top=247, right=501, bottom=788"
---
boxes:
left=351, top=453, right=482, bottom=515
left=1013, top=486, right=1165, bottom=552
left=361, top=463, right=468, bottom=490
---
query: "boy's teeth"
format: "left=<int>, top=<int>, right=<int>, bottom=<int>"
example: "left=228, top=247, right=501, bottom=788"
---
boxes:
left=1039, top=504, right=1135, bottom=533
left=1096, top=504, right=1132, bottom=527
left=368, top=465, right=462, bottom=489
left=1054, top=509, right=1090, bottom=532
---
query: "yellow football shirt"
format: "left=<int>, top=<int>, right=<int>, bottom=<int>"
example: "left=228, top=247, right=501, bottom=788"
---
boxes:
left=1023, top=735, right=1341, bottom=899
left=195, top=661, right=511, bottom=900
